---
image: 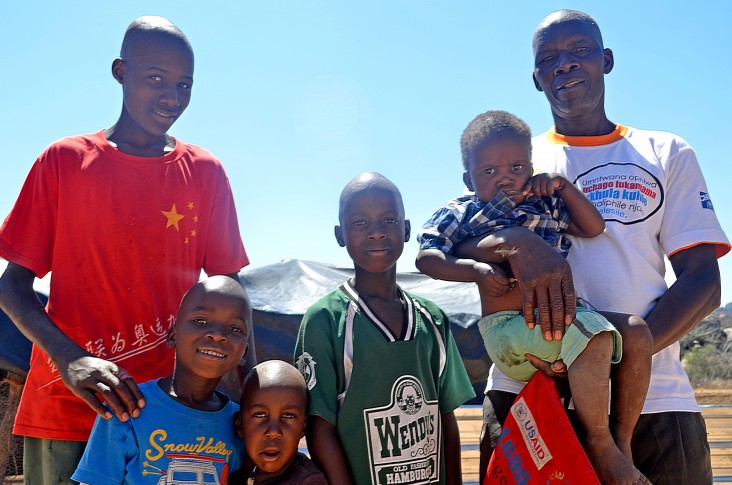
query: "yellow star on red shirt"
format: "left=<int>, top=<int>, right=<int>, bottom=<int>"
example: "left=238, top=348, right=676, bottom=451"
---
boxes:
left=161, top=204, right=185, bottom=231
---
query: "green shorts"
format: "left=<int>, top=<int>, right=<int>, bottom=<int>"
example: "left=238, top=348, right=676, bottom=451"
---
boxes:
left=478, top=307, right=622, bottom=382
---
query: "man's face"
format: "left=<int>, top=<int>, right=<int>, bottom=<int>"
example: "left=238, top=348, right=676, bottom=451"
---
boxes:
left=116, top=35, right=194, bottom=139
left=532, top=17, right=612, bottom=120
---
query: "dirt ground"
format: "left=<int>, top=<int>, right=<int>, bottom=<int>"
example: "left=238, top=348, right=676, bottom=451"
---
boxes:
left=695, top=387, right=732, bottom=405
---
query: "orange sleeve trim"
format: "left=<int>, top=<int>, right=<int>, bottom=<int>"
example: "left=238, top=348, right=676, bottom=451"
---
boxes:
left=546, top=124, right=628, bottom=146
left=667, top=241, right=731, bottom=259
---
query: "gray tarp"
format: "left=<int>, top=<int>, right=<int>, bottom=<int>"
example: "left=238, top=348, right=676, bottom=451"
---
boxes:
left=0, top=258, right=490, bottom=402
left=241, top=258, right=488, bottom=402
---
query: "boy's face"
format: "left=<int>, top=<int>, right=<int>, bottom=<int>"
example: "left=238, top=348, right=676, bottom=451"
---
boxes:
left=170, top=287, right=249, bottom=380
left=463, top=132, right=532, bottom=203
left=335, top=188, right=410, bottom=275
left=241, top=384, right=306, bottom=473
left=114, top=35, right=194, bottom=139
left=532, top=17, right=613, bottom=119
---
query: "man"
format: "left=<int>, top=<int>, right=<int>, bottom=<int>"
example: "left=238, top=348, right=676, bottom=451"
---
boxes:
left=472, top=9, right=730, bottom=485
left=0, top=17, right=254, bottom=483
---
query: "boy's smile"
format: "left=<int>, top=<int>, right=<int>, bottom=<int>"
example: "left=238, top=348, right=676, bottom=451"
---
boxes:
left=171, top=287, right=249, bottom=381
left=463, top=132, right=532, bottom=204
left=111, top=33, right=194, bottom=151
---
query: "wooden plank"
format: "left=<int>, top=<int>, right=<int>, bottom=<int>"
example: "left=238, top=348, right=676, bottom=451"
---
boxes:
left=456, top=405, right=732, bottom=484
left=297, top=404, right=732, bottom=484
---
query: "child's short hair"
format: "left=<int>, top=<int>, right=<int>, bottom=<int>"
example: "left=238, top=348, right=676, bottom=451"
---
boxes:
left=460, top=110, right=532, bottom=169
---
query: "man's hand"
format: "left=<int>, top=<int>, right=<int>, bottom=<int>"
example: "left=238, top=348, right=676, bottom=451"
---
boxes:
left=59, top=355, right=145, bottom=421
left=505, top=237, right=576, bottom=341
left=454, top=227, right=576, bottom=339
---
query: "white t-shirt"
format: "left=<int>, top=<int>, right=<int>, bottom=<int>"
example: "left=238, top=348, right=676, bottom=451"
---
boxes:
left=487, top=124, right=730, bottom=413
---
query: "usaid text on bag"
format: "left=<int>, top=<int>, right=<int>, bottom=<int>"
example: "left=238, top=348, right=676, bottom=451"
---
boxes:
left=484, top=373, right=600, bottom=485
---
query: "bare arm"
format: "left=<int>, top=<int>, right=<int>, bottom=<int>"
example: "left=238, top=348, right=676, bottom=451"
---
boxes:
left=528, top=173, right=604, bottom=237
left=0, top=262, right=144, bottom=421
left=416, top=248, right=512, bottom=298
left=306, top=415, right=354, bottom=485
left=441, top=411, right=463, bottom=485
left=455, top=227, right=576, bottom=340
left=644, top=244, right=721, bottom=353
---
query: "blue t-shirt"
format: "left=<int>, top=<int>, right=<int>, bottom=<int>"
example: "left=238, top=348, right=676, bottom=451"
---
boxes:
left=72, top=379, right=242, bottom=485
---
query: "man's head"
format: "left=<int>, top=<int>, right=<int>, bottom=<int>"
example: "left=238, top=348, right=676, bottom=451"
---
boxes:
left=335, top=172, right=411, bottom=275
left=461, top=110, right=533, bottom=204
left=239, top=360, right=307, bottom=474
left=168, top=275, right=250, bottom=381
left=112, top=16, right=194, bottom=139
left=532, top=10, right=614, bottom=130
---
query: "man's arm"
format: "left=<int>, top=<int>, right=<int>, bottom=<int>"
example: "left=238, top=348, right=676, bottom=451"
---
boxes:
left=455, top=226, right=576, bottom=340
left=306, top=416, right=354, bottom=485
left=0, top=262, right=144, bottom=421
left=644, top=244, right=721, bottom=353
left=441, top=411, right=463, bottom=485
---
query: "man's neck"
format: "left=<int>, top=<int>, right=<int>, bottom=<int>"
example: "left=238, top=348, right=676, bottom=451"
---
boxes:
left=552, top=110, right=615, bottom=137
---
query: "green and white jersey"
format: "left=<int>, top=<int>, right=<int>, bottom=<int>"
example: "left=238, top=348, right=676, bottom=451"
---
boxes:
left=295, top=280, right=474, bottom=485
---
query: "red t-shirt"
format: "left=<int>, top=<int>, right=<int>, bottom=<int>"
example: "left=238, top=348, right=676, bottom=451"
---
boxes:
left=0, top=131, right=249, bottom=440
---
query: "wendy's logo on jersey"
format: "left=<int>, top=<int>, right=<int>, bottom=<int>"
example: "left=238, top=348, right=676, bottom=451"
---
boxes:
left=364, top=376, right=440, bottom=484
left=396, top=380, right=423, bottom=415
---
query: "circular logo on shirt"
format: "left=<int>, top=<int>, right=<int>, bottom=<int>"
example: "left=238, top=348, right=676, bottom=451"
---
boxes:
left=574, top=162, right=664, bottom=225
left=396, top=378, right=424, bottom=415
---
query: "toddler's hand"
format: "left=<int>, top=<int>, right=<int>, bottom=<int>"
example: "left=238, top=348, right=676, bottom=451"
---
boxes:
left=473, top=262, right=513, bottom=297
left=525, top=172, right=568, bottom=198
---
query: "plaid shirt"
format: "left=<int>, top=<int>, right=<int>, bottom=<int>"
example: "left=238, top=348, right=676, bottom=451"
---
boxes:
left=418, top=192, right=572, bottom=257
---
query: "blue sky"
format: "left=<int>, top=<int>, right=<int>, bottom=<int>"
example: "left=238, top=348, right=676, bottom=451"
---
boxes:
left=2, top=1, right=731, bottom=304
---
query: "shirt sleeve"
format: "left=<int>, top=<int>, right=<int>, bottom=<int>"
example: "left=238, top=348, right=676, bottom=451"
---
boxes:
left=658, top=141, right=730, bottom=258
left=295, top=305, right=342, bottom=426
left=0, top=153, right=58, bottom=278
left=202, top=166, right=250, bottom=275
left=71, top=414, right=135, bottom=485
left=417, top=200, right=468, bottom=253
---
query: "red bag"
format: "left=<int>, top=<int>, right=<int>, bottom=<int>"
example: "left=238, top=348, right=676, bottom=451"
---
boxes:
left=484, top=372, right=600, bottom=484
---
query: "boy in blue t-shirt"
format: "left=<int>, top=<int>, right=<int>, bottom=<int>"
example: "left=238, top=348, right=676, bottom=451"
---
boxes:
left=72, top=275, right=250, bottom=484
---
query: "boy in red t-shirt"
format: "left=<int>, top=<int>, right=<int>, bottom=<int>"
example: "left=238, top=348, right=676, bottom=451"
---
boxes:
left=0, top=16, right=253, bottom=483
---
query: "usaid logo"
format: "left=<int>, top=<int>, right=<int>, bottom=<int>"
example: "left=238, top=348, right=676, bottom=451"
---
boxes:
left=510, top=397, right=553, bottom=470
left=700, top=192, right=715, bottom=210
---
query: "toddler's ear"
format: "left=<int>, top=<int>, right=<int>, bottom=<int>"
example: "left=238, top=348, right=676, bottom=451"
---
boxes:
left=404, top=220, right=411, bottom=242
left=334, top=225, right=346, bottom=247
left=234, top=411, right=243, bottom=438
left=166, top=327, right=176, bottom=348
left=462, top=171, right=475, bottom=192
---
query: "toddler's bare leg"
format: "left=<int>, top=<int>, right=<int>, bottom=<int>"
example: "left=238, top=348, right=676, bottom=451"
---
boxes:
left=568, top=331, right=651, bottom=484
left=601, top=312, right=653, bottom=460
